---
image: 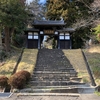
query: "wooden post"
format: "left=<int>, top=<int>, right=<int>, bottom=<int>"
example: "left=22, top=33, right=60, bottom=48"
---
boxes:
left=70, top=33, right=72, bottom=49
left=58, top=33, right=60, bottom=49
left=38, top=33, right=40, bottom=49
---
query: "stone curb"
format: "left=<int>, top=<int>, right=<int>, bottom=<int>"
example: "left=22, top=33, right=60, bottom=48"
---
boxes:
left=0, top=93, right=13, bottom=98
left=17, top=93, right=80, bottom=97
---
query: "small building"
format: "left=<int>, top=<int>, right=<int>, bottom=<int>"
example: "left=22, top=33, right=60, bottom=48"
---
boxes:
left=25, top=20, right=75, bottom=49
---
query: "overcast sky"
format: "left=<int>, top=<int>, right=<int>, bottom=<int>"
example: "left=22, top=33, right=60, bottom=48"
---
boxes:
left=26, top=0, right=46, bottom=4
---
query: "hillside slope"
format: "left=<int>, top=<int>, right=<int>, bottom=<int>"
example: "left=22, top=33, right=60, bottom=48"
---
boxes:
left=63, top=49, right=90, bottom=83
left=84, top=45, right=100, bottom=85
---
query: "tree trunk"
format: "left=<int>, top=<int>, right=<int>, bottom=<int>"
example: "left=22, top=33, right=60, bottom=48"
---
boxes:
left=4, top=27, right=10, bottom=52
left=10, top=28, right=15, bottom=44
left=0, top=32, right=2, bottom=50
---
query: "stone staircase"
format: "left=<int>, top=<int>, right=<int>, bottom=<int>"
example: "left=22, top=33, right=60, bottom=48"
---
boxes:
left=20, top=49, right=95, bottom=93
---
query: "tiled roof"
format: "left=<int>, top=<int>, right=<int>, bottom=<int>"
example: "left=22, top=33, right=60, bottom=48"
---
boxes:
left=58, top=28, right=75, bottom=32
left=33, top=20, right=66, bottom=26
left=25, top=28, right=39, bottom=32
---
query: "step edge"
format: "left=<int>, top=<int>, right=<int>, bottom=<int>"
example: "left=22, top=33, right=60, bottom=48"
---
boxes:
left=17, top=93, right=80, bottom=96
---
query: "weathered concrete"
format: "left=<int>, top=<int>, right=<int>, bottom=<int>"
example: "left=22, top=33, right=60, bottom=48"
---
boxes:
left=0, top=93, right=100, bottom=100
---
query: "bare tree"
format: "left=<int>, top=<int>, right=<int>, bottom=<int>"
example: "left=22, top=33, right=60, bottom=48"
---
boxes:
left=72, top=0, right=100, bottom=29
left=26, top=0, right=46, bottom=28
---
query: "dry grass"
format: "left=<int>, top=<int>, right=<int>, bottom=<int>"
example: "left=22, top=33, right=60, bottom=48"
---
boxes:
left=63, top=49, right=90, bottom=83
left=88, top=45, right=100, bottom=53
left=16, top=49, right=38, bottom=74
left=0, top=49, right=21, bottom=78
left=63, top=49, right=87, bottom=72
left=84, top=44, right=100, bottom=85
left=95, top=91, right=100, bottom=96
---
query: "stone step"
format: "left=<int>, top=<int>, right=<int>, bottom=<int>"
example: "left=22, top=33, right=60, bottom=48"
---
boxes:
left=20, top=88, right=78, bottom=93
left=31, top=76, right=71, bottom=81
left=30, top=84, right=90, bottom=89
left=32, top=73, right=77, bottom=77
left=20, top=86, right=95, bottom=93
left=34, top=66, right=74, bottom=69
left=34, top=69, right=75, bottom=72
left=29, top=81, right=85, bottom=86
left=31, top=77, right=82, bottom=82
left=36, top=64, right=72, bottom=66
left=78, top=87, right=95, bottom=93
left=28, top=49, right=90, bottom=94
left=32, top=75, right=77, bottom=79
left=33, top=71, right=77, bottom=74
left=0, top=93, right=13, bottom=98
left=34, top=68, right=75, bottom=72
left=70, top=78, right=82, bottom=82
left=17, top=93, right=80, bottom=96
left=31, top=77, right=70, bottom=81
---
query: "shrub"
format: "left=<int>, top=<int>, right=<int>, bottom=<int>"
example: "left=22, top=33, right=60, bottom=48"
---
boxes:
left=8, top=74, right=26, bottom=89
left=16, top=70, right=31, bottom=82
left=0, top=51, right=7, bottom=60
left=8, top=70, right=31, bottom=89
left=0, top=76, right=8, bottom=88
left=13, top=34, right=24, bottom=47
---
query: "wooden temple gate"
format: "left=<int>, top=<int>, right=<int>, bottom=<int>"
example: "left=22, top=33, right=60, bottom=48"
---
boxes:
left=25, top=20, right=75, bottom=49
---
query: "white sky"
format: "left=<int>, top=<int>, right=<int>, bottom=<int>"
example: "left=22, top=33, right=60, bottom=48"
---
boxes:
left=26, top=0, right=46, bottom=4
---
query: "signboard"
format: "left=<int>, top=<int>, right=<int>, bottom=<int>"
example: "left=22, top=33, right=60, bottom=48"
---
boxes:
left=44, top=30, right=54, bottom=34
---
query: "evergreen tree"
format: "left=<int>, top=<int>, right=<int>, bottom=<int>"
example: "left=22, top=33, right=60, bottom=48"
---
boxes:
left=46, top=0, right=94, bottom=48
left=46, top=0, right=94, bottom=26
left=46, top=0, right=69, bottom=20
left=0, top=0, right=28, bottom=51
left=69, top=0, right=94, bottom=48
